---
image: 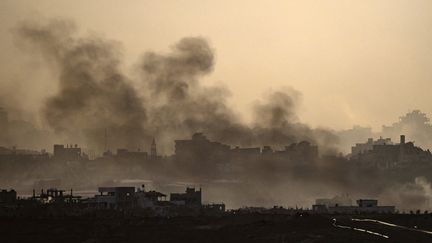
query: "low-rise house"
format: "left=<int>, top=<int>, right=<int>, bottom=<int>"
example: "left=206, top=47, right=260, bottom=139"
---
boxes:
left=313, top=198, right=395, bottom=214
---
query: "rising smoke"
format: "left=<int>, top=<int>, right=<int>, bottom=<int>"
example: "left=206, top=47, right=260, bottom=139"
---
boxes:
left=14, top=19, right=148, bottom=151
left=9, top=18, right=338, bottom=154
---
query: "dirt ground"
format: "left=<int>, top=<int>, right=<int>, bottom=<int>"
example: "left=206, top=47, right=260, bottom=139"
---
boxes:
left=1, top=213, right=431, bottom=243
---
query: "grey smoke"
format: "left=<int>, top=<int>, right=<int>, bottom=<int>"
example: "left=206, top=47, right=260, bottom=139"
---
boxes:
left=139, top=38, right=338, bottom=153
left=12, top=18, right=338, bottom=154
left=14, top=19, right=148, bottom=151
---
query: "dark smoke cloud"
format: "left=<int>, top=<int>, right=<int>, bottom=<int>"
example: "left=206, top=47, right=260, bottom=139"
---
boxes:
left=11, top=17, right=339, bottom=154
left=142, top=37, right=214, bottom=101
left=138, top=37, right=246, bottom=150
left=139, top=39, right=338, bottom=152
left=14, top=19, right=148, bottom=151
left=253, top=89, right=300, bottom=128
left=251, top=89, right=338, bottom=152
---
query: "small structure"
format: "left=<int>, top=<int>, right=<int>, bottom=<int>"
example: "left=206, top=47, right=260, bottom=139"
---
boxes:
left=0, top=189, right=16, bottom=204
left=116, top=149, right=148, bottom=161
left=53, top=144, right=83, bottom=161
left=175, top=133, right=231, bottom=165
left=170, top=187, right=202, bottom=207
left=350, top=135, right=432, bottom=168
left=135, top=185, right=167, bottom=208
left=31, top=188, right=81, bottom=204
left=315, top=194, right=352, bottom=208
left=313, top=197, right=395, bottom=214
left=357, top=199, right=378, bottom=208
left=86, top=187, right=136, bottom=209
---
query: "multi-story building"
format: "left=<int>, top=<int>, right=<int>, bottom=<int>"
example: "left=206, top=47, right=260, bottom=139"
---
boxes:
left=170, top=187, right=202, bottom=207
left=351, top=135, right=432, bottom=168
left=53, top=144, right=83, bottom=161
left=175, top=133, right=231, bottom=165
left=351, top=137, right=393, bottom=157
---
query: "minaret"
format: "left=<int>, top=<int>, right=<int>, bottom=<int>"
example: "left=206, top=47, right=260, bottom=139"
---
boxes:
left=150, top=138, right=157, bottom=160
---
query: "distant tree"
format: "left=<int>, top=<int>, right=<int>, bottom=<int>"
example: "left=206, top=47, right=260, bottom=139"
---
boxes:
left=382, top=110, right=432, bottom=150
left=399, top=110, right=430, bottom=125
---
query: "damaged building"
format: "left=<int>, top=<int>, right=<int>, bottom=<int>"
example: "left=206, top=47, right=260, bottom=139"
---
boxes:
left=350, top=135, right=432, bottom=168
left=53, top=144, right=88, bottom=161
left=351, top=137, right=393, bottom=157
left=175, top=133, right=319, bottom=167
left=81, top=185, right=224, bottom=216
left=31, top=188, right=81, bottom=204
left=85, top=187, right=137, bottom=209
left=0, top=146, right=49, bottom=164
left=170, top=187, right=202, bottom=207
left=103, top=138, right=160, bottom=164
left=175, top=133, right=231, bottom=166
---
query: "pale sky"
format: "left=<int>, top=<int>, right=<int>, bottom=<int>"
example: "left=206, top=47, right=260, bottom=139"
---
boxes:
left=1, top=0, right=432, bottom=131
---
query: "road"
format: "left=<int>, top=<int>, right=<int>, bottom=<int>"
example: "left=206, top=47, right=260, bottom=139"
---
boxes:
left=333, top=217, right=432, bottom=242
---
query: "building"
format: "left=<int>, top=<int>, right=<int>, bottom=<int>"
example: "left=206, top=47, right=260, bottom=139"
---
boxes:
left=175, top=133, right=320, bottom=170
left=313, top=198, right=395, bottom=214
left=350, top=135, right=432, bottom=168
left=116, top=148, right=148, bottom=161
left=0, top=189, right=16, bottom=204
left=135, top=185, right=167, bottom=209
left=84, top=186, right=210, bottom=213
left=1, top=186, right=225, bottom=217
left=136, top=188, right=167, bottom=208
left=0, top=146, right=49, bottom=163
left=274, top=141, right=319, bottom=163
left=170, top=187, right=202, bottom=207
left=315, top=194, right=352, bottom=208
left=53, top=144, right=83, bottom=161
left=175, top=133, right=231, bottom=165
left=31, top=188, right=80, bottom=204
left=86, top=187, right=136, bottom=209
left=84, top=186, right=168, bottom=210
left=351, top=137, right=393, bottom=157
left=230, top=146, right=261, bottom=164
left=356, top=199, right=378, bottom=208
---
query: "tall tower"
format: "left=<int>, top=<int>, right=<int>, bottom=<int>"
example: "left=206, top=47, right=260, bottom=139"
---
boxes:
left=150, top=138, right=157, bottom=160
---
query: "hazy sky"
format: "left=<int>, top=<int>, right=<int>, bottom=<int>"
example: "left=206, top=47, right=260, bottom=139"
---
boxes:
left=1, top=0, right=432, bottom=131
